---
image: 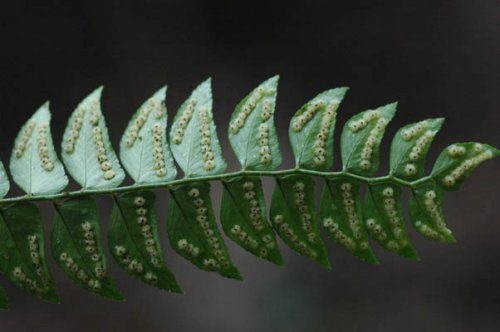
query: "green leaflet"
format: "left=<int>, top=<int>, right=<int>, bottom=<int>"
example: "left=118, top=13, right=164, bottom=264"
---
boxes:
left=270, top=175, right=331, bottom=268
left=341, top=103, right=397, bottom=176
left=169, top=79, right=227, bottom=177
left=61, top=87, right=125, bottom=190
left=409, top=180, right=455, bottom=242
left=0, top=286, right=8, bottom=309
left=0, top=161, right=9, bottom=199
left=167, top=183, right=241, bottom=279
left=109, top=191, right=181, bottom=293
left=51, top=197, right=123, bottom=299
left=390, top=118, right=444, bottom=180
left=9, top=102, right=68, bottom=195
left=289, top=88, right=348, bottom=170
left=431, top=142, right=500, bottom=191
left=364, top=183, right=419, bottom=260
left=320, top=178, right=378, bottom=263
left=0, top=202, right=58, bottom=303
left=228, top=76, right=282, bottom=170
left=120, top=87, right=177, bottom=184
left=220, top=176, right=282, bottom=265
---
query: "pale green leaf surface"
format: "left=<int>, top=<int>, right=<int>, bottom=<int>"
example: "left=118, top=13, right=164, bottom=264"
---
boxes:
left=341, top=103, right=397, bottom=176
left=9, top=102, right=68, bottom=195
left=289, top=87, right=348, bottom=170
left=120, top=87, right=177, bottom=184
left=431, top=142, right=499, bottom=191
left=0, top=162, right=9, bottom=199
left=228, top=76, right=282, bottom=170
left=390, top=118, right=444, bottom=180
left=169, top=79, right=227, bottom=177
left=220, top=176, right=282, bottom=265
left=61, top=87, right=125, bottom=190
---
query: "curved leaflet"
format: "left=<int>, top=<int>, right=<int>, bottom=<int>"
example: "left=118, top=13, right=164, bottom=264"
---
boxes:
left=390, top=118, right=444, bottom=180
left=220, top=176, right=282, bottom=265
left=9, top=102, right=68, bottom=195
left=167, top=183, right=241, bottom=279
left=169, top=79, right=227, bottom=177
left=409, top=180, right=454, bottom=242
left=109, top=190, right=181, bottom=292
left=120, top=86, right=177, bottom=184
left=320, top=178, right=378, bottom=263
left=61, top=87, right=125, bottom=189
left=289, top=87, right=348, bottom=170
left=270, top=175, right=331, bottom=268
left=431, top=142, right=499, bottom=191
left=364, top=183, right=419, bottom=260
left=228, top=76, right=282, bottom=170
left=51, top=197, right=123, bottom=299
left=341, top=103, right=396, bottom=176
left=0, top=202, right=58, bottom=302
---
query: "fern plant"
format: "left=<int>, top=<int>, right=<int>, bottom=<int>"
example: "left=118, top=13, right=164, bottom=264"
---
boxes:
left=0, top=76, right=497, bottom=309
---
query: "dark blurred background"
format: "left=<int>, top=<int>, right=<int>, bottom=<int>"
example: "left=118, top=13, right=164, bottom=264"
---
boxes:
left=0, top=1, right=499, bottom=331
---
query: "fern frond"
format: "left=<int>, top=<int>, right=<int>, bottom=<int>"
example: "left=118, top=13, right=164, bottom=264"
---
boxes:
left=0, top=76, right=498, bottom=307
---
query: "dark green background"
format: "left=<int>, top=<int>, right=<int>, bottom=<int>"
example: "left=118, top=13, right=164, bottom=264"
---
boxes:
left=0, top=1, right=499, bottom=331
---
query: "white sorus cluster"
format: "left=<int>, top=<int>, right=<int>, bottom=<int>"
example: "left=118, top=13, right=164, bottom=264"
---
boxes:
left=81, top=222, right=106, bottom=279
left=401, top=120, right=429, bottom=141
left=134, top=196, right=161, bottom=268
left=177, top=238, right=200, bottom=257
left=198, top=107, right=216, bottom=171
left=323, top=217, right=356, bottom=251
left=273, top=214, right=318, bottom=259
left=339, top=183, right=364, bottom=242
left=230, top=225, right=259, bottom=252
left=348, top=110, right=380, bottom=133
left=59, top=252, right=97, bottom=288
left=91, top=124, right=116, bottom=181
left=415, top=190, right=451, bottom=239
left=293, top=182, right=317, bottom=244
left=172, top=99, right=197, bottom=144
left=65, top=106, right=86, bottom=153
left=12, top=266, right=44, bottom=293
left=364, top=218, right=389, bottom=244
left=230, top=87, right=275, bottom=134
left=36, top=123, right=54, bottom=171
left=381, top=187, right=407, bottom=247
left=406, top=130, right=437, bottom=175
left=151, top=123, right=167, bottom=177
left=187, top=188, right=229, bottom=270
left=257, top=123, right=272, bottom=165
left=242, top=181, right=265, bottom=232
left=150, top=98, right=166, bottom=119
left=125, top=107, right=150, bottom=148
left=113, top=245, right=159, bottom=284
left=27, top=235, right=49, bottom=287
left=312, top=102, right=337, bottom=166
left=447, top=144, right=467, bottom=157
left=442, top=144, right=494, bottom=187
left=291, top=99, right=325, bottom=132
left=15, top=120, right=36, bottom=158
left=358, top=117, right=389, bottom=170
